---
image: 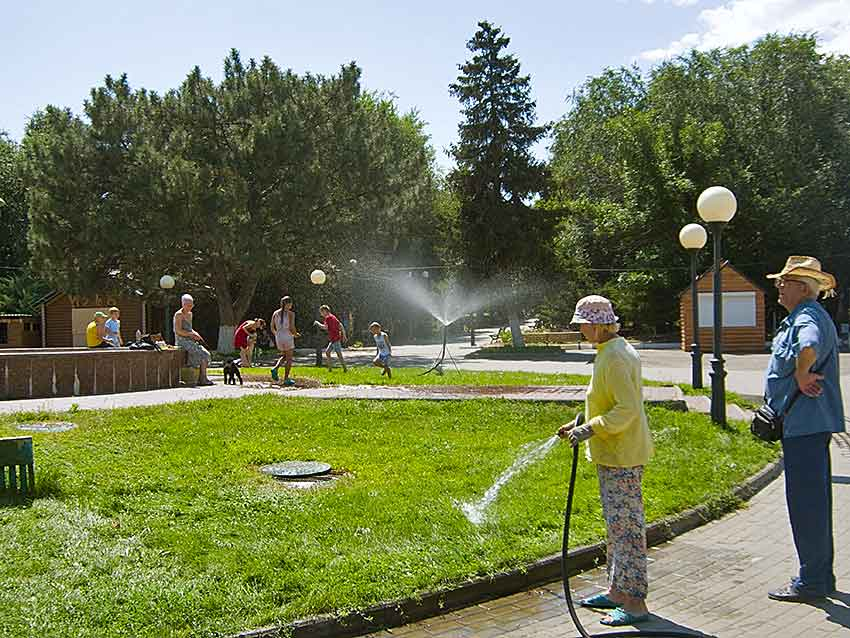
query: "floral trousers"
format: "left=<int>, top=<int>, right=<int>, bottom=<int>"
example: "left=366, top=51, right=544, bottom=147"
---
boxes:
left=597, top=464, right=648, bottom=599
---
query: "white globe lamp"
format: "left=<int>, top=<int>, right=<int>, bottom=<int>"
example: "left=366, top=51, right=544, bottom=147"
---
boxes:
left=695, top=185, right=737, bottom=426
left=697, top=186, right=737, bottom=223
left=310, top=269, right=327, bottom=285
left=678, top=224, right=707, bottom=250
left=159, top=274, right=175, bottom=290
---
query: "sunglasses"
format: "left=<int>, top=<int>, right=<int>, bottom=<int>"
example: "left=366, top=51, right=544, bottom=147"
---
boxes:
left=774, top=277, right=806, bottom=289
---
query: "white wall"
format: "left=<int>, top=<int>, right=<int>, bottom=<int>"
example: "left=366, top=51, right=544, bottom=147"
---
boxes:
left=697, top=292, right=757, bottom=328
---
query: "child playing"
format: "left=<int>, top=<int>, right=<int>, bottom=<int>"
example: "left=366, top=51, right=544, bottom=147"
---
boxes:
left=233, top=318, right=266, bottom=367
left=314, top=305, right=347, bottom=372
left=105, top=307, right=123, bottom=347
left=369, top=322, right=392, bottom=378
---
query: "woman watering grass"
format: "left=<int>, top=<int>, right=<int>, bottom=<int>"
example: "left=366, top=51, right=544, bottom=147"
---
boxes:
left=557, top=294, right=654, bottom=627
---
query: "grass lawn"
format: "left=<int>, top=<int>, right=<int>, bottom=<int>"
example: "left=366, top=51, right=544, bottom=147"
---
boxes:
left=0, top=397, right=776, bottom=638
left=233, top=365, right=593, bottom=387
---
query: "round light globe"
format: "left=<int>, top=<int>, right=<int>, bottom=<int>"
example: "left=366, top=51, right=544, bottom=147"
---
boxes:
left=697, top=186, right=737, bottom=223
left=349, top=259, right=358, bottom=266
left=310, top=269, right=327, bottom=285
left=159, top=274, right=175, bottom=290
left=679, top=223, right=708, bottom=250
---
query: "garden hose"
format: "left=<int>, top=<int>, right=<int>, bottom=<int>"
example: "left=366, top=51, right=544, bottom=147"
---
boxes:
left=561, top=414, right=700, bottom=638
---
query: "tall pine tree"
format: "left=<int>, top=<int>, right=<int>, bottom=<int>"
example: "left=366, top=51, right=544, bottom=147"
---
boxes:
left=449, top=21, right=551, bottom=346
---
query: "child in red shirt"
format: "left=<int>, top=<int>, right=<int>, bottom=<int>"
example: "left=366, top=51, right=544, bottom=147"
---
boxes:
left=314, top=305, right=347, bottom=372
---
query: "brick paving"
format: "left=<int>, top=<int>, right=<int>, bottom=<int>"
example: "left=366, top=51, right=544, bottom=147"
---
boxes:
left=365, top=434, right=850, bottom=638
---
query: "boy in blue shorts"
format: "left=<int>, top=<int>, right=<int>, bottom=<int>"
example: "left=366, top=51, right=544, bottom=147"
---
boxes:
left=369, top=322, right=392, bottom=378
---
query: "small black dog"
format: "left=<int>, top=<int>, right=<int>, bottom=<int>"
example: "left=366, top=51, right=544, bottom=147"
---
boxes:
left=223, top=359, right=243, bottom=385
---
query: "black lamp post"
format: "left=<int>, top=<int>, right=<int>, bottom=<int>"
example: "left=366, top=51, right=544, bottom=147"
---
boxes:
left=679, top=224, right=708, bottom=389
left=696, top=186, right=738, bottom=425
left=159, top=275, right=175, bottom=344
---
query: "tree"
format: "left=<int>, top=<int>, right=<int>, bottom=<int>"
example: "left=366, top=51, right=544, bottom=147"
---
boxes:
left=23, top=51, right=435, bottom=348
left=0, top=134, right=28, bottom=270
left=547, top=35, right=850, bottom=332
left=449, top=21, right=553, bottom=346
left=0, top=271, right=50, bottom=314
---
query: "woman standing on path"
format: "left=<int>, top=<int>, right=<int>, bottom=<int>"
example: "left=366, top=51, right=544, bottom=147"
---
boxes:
left=173, top=294, right=213, bottom=385
left=557, top=295, right=654, bottom=627
left=270, top=296, right=298, bottom=386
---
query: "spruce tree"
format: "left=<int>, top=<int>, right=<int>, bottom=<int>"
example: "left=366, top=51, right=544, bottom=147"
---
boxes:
left=449, top=21, right=551, bottom=346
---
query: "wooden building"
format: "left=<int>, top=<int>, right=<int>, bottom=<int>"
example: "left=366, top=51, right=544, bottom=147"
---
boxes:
left=38, top=292, right=147, bottom=348
left=0, top=314, right=41, bottom=349
left=680, top=261, right=767, bottom=354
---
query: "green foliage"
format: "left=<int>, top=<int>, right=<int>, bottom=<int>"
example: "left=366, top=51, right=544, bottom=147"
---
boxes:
left=448, top=21, right=554, bottom=279
left=0, top=271, right=50, bottom=314
left=22, top=51, right=438, bottom=348
left=0, top=134, right=28, bottom=269
left=0, top=396, right=776, bottom=637
left=546, top=35, right=850, bottom=330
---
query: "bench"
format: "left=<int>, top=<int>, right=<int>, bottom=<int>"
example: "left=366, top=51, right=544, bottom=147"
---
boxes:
left=1, top=436, right=35, bottom=504
left=489, top=327, right=508, bottom=344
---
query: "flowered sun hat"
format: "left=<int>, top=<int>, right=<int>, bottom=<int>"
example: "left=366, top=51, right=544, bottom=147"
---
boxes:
left=570, top=295, right=618, bottom=325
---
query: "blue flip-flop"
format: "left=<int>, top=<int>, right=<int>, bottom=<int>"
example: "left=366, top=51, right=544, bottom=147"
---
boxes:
left=579, top=593, right=618, bottom=609
left=600, top=608, right=649, bottom=627
left=270, top=367, right=279, bottom=381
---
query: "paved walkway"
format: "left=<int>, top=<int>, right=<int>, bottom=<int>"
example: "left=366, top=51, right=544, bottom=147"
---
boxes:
left=364, top=435, right=850, bottom=638
left=0, top=383, right=688, bottom=414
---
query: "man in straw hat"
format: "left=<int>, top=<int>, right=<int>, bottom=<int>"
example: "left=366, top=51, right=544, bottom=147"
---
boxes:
left=764, top=256, right=844, bottom=603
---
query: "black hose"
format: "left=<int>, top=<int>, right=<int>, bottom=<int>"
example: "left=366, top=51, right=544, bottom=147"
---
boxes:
left=422, top=325, right=448, bottom=375
left=561, top=420, right=700, bottom=638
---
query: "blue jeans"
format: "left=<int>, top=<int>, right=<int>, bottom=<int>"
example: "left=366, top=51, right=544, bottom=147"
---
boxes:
left=782, top=432, right=835, bottom=595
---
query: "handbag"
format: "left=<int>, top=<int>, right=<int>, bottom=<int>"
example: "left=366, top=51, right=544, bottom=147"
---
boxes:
left=750, top=391, right=801, bottom=442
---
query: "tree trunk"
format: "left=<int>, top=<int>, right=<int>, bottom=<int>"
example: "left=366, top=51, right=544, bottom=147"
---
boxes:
left=508, top=308, right=525, bottom=348
left=213, top=266, right=259, bottom=352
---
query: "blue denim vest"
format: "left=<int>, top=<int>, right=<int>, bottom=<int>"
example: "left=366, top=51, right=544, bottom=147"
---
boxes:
left=765, top=300, right=845, bottom=438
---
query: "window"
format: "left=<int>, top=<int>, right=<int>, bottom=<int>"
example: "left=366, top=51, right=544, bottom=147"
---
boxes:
left=0, top=323, right=7, bottom=344
left=698, top=292, right=757, bottom=328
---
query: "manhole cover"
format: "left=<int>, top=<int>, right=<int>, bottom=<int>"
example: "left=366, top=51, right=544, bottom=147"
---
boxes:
left=260, top=461, right=332, bottom=479
left=16, top=421, right=77, bottom=433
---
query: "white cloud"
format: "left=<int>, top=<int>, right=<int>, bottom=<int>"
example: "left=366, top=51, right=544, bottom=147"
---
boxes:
left=639, top=0, right=850, bottom=62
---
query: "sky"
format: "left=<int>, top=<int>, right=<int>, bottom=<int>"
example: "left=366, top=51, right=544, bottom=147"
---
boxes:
left=3, top=0, right=849, bottom=170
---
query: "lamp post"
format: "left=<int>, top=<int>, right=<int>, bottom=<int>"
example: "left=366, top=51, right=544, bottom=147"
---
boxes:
left=696, top=186, right=738, bottom=425
left=679, top=224, right=708, bottom=389
left=159, top=275, right=175, bottom=344
left=311, top=269, right=326, bottom=366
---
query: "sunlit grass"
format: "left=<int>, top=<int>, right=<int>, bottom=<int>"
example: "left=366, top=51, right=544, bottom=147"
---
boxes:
left=0, top=397, right=776, bottom=638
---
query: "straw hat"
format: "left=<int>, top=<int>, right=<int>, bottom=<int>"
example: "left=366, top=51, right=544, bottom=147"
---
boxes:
left=766, top=256, right=836, bottom=295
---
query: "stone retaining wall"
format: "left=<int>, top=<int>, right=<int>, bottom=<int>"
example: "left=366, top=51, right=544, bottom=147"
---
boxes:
left=522, top=331, right=581, bottom=344
left=0, top=348, right=186, bottom=400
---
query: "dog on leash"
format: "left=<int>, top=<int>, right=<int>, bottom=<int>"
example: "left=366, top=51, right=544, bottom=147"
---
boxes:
left=223, top=358, right=243, bottom=385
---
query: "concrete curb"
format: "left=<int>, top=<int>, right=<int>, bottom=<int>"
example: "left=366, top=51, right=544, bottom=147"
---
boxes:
left=232, top=456, right=784, bottom=638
